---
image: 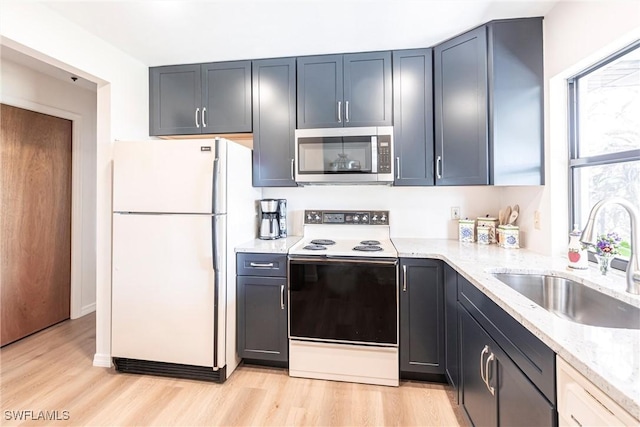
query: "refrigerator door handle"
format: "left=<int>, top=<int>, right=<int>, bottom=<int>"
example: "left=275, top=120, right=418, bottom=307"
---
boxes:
left=212, top=138, right=227, bottom=214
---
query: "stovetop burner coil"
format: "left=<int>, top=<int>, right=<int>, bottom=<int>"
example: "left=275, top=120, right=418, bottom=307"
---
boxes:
left=360, top=240, right=381, bottom=246
left=303, top=244, right=328, bottom=251
left=353, top=245, right=383, bottom=252
left=310, top=239, right=336, bottom=246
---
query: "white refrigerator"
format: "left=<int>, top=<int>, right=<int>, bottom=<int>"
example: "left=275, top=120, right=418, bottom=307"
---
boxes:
left=111, top=138, right=260, bottom=381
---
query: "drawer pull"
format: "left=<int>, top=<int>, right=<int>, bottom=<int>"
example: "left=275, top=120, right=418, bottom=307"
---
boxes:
left=249, top=262, right=275, bottom=268
left=402, top=265, right=407, bottom=292
left=480, top=345, right=489, bottom=385
left=485, top=352, right=495, bottom=396
left=280, top=285, right=285, bottom=310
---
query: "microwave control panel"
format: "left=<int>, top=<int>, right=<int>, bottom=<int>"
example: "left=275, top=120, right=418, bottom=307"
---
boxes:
left=304, top=210, right=389, bottom=225
left=377, top=135, right=392, bottom=174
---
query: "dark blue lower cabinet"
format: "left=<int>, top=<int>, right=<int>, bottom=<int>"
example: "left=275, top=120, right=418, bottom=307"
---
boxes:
left=399, top=258, right=445, bottom=377
left=460, top=306, right=555, bottom=427
left=237, top=275, right=288, bottom=363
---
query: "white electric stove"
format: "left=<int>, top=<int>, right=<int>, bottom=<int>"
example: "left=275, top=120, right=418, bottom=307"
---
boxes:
left=288, top=210, right=399, bottom=387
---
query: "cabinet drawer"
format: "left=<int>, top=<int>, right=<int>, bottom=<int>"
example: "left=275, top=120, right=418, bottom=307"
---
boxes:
left=237, top=253, right=287, bottom=277
left=458, top=275, right=556, bottom=403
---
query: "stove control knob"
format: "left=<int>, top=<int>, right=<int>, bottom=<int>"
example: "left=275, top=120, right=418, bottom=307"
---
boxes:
left=362, top=215, right=369, bottom=223
left=314, top=214, right=321, bottom=222
left=372, top=214, right=378, bottom=221
left=354, top=215, right=359, bottom=222
left=306, top=214, right=312, bottom=221
left=381, top=214, right=387, bottom=223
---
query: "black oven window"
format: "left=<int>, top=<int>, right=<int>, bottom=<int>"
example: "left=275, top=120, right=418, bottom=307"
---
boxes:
left=289, top=260, right=397, bottom=345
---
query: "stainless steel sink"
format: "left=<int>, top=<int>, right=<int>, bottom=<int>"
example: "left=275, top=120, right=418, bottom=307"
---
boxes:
left=492, top=273, right=640, bottom=329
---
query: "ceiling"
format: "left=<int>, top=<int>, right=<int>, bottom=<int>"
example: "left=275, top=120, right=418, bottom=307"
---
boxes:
left=39, top=0, right=561, bottom=67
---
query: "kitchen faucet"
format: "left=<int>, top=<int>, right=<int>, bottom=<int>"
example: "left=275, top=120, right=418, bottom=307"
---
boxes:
left=580, top=197, right=640, bottom=294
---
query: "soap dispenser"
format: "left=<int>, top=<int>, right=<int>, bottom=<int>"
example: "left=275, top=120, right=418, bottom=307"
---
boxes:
left=568, top=225, right=588, bottom=269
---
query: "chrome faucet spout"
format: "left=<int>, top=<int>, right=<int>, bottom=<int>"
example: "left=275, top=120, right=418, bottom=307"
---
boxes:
left=580, top=197, right=640, bottom=294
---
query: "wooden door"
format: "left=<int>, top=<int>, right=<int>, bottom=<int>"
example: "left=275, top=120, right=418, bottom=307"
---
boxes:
left=1, top=104, right=72, bottom=346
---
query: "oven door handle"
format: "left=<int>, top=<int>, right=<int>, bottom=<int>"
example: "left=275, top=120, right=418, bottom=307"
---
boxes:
left=288, top=255, right=398, bottom=266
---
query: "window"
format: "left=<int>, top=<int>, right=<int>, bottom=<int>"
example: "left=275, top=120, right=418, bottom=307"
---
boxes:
left=569, top=41, right=640, bottom=268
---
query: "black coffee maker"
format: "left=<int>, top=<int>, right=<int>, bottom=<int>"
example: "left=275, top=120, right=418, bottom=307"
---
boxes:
left=259, top=199, right=286, bottom=239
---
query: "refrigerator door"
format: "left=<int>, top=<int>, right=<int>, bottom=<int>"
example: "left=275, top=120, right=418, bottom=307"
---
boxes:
left=113, top=139, right=216, bottom=214
left=111, top=213, right=218, bottom=367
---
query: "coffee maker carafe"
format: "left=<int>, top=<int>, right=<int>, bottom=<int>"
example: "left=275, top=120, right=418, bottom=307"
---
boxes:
left=259, top=199, right=280, bottom=240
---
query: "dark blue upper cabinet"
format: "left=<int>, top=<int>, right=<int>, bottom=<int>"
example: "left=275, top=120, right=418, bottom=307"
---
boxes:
left=150, top=61, right=252, bottom=136
left=393, top=49, right=434, bottom=186
left=149, top=64, right=202, bottom=136
left=297, top=52, right=392, bottom=128
left=343, top=52, right=392, bottom=127
left=252, top=57, right=297, bottom=187
left=434, top=17, right=544, bottom=186
left=296, top=55, right=343, bottom=129
left=434, top=26, right=489, bottom=185
left=202, top=61, right=252, bottom=134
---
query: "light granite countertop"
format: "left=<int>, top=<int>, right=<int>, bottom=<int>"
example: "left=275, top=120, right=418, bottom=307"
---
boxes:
left=235, top=236, right=302, bottom=254
left=392, top=238, right=640, bottom=420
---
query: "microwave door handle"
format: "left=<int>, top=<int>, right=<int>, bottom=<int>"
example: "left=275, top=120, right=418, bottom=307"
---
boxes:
left=371, top=136, right=378, bottom=173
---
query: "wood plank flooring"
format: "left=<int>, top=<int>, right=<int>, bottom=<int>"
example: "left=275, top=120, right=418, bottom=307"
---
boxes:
left=0, top=314, right=465, bottom=426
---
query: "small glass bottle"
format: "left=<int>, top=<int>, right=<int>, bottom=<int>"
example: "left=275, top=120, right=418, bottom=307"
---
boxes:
left=568, top=225, right=588, bottom=269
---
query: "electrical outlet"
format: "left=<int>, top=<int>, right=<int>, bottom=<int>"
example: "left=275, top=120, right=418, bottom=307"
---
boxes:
left=534, top=210, right=541, bottom=230
left=451, top=207, right=460, bottom=220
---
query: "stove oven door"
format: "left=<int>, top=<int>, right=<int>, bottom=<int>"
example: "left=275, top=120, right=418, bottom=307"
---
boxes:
left=288, top=256, right=398, bottom=346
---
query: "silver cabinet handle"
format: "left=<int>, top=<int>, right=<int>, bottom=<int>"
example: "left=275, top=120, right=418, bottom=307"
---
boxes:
left=249, top=262, right=274, bottom=268
left=195, top=108, right=200, bottom=128
left=345, top=101, right=350, bottom=123
left=290, top=159, right=295, bottom=181
left=402, top=265, right=407, bottom=292
left=396, top=157, right=400, bottom=179
left=280, top=285, right=285, bottom=310
left=202, top=107, right=207, bottom=128
left=337, top=101, right=342, bottom=123
left=485, top=352, right=495, bottom=396
left=436, top=156, right=442, bottom=179
left=480, top=345, right=489, bottom=384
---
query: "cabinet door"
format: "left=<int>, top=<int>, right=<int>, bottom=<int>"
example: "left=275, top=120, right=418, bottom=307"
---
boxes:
left=343, top=51, right=392, bottom=127
left=202, top=61, right=252, bottom=134
left=444, top=264, right=459, bottom=397
left=460, top=307, right=498, bottom=427
left=434, top=26, right=489, bottom=185
left=392, top=49, right=434, bottom=186
left=296, top=54, right=343, bottom=129
left=237, top=276, right=288, bottom=362
left=399, top=259, right=444, bottom=375
left=149, top=64, right=202, bottom=136
left=498, top=347, right=556, bottom=427
left=252, top=58, right=297, bottom=187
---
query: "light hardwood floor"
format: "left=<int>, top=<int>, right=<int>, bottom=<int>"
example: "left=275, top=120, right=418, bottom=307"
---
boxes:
left=0, top=314, right=465, bottom=426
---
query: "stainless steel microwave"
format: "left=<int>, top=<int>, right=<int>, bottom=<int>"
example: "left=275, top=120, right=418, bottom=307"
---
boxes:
left=294, top=126, right=394, bottom=185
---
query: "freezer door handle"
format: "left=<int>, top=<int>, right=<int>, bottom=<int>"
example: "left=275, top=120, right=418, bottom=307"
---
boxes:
left=212, top=146, right=220, bottom=214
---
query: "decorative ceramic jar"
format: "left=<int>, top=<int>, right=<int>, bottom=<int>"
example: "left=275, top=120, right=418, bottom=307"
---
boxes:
left=477, top=226, right=491, bottom=245
left=458, top=219, right=476, bottom=243
left=477, top=216, right=499, bottom=244
left=498, top=225, right=519, bottom=249
left=567, top=226, right=588, bottom=270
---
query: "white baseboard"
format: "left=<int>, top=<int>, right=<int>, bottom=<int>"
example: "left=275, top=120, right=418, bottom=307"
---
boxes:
left=93, top=353, right=112, bottom=368
left=80, top=303, right=96, bottom=317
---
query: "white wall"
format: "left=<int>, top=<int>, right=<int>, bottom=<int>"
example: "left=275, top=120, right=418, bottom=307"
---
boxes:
left=503, top=0, right=640, bottom=257
left=264, top=185, right=507, bottom=240
left=1, top=59, right=98, bottom=315
left=0, top=1, right=149, bottom=367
